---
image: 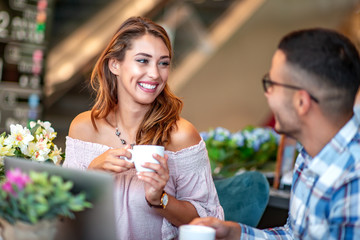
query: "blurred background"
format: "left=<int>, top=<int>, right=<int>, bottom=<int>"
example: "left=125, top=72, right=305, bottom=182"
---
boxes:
left=0, top=0, right=359, bottom=150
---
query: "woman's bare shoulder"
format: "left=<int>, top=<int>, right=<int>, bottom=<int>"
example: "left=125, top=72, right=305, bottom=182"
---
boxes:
left=68, top=111, right=96, bottom=141
left=166, top=118, right=201, bottom=152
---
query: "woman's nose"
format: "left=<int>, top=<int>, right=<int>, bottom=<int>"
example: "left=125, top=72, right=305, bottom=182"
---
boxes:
left=148, top=64, right=160, bottom=79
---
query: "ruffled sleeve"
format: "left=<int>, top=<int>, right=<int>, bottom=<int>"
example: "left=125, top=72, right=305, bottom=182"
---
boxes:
left=161, top=140, right=224, bottom=239
left=63, top=136, right=111, bottom=170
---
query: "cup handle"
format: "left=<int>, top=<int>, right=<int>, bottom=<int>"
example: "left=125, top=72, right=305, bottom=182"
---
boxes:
left=122, top=149, right=133, bottom=162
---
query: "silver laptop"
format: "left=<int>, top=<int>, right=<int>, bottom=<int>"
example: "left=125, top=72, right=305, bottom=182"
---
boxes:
left=4, top=157, right=117, bottom=240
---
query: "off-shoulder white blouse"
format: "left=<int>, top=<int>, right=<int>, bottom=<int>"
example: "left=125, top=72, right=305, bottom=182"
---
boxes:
left=63, top=136, right=224, bottom=240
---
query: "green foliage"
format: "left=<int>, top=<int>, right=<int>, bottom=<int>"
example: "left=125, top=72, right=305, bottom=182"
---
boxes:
left=201, top=126, right=280, bottom=178
left=0, top=169, right=92, bottom=225
left=0, top=165, right=4, bottom=182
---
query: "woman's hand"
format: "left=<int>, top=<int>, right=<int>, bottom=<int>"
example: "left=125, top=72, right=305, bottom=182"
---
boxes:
left=88, top=145, right=134, bottom=173
left=137, top=153, right=169, bottom=205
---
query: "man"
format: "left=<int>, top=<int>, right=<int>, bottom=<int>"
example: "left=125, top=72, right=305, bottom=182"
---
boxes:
left=191, top=28, right=360, bottom=239
left=355, top=89, right=360, bottom=118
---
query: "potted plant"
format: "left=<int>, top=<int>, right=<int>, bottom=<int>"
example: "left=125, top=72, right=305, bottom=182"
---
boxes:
left=0, top=168, right=92, bottom=240
left=0, top=120, right=64, bottom=180
left=201, top=126, right=280, bottom=178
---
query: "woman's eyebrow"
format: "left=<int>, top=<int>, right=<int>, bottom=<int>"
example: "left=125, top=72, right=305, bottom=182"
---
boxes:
left=135, top=53, right=170, bottom=59
left=135, top=53, right=152, bottom=57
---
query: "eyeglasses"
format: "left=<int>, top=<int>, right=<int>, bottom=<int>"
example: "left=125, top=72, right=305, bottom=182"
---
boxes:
left=262, top=73, right=319, bottom=103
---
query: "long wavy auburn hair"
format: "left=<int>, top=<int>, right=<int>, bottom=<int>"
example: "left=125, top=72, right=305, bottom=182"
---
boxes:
left=90, top=16, right=183, bottom=146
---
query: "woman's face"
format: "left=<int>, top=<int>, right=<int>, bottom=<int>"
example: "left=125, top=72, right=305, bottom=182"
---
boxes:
left=110, top=34, right=170, bottom=106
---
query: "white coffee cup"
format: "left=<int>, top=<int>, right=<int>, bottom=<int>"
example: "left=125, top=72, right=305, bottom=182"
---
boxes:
left=125, top=145, right=164, bottom=172
left=179, top=225, right=216, bottom=240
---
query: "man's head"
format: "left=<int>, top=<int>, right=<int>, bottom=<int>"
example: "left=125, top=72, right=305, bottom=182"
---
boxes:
left=264, top=28, right=360, bottom=136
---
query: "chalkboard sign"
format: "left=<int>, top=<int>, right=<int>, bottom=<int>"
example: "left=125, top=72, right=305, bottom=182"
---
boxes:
left=0, top=0, right=53, bottom=131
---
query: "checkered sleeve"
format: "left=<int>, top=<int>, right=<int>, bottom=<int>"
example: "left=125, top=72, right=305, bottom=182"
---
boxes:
left=240, top=219, right=293, bottom=240
left=328, top=172, right=360, bottom=240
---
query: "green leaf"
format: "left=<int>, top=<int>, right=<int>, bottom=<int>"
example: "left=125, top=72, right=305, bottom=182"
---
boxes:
left=34, top=204, right=49, bottom=216
left=29, top=123, right=42, bottom=136
left=27, top=207, right=38, bottom=224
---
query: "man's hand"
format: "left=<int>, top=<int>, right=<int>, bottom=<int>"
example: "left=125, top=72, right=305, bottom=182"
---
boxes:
left=190, top=217, right=241, bottom=240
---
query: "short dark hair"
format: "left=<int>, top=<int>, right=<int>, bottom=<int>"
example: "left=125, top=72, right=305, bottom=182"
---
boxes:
left=278, top=28, right=360, bottom=114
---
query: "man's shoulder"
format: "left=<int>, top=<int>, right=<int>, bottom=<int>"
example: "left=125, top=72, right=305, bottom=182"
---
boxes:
left=348, top=115, right=360, bottom=162
left=354, top=105, right=360, bottom=119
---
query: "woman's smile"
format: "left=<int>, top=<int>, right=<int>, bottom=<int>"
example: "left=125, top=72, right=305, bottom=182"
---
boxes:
left=138, top=81, right=158, bottom=92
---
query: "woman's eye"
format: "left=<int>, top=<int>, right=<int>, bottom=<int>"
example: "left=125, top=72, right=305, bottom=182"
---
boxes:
left=136, top=59, right=149, bottom=64
left=159, top=61, right=170, bottom=67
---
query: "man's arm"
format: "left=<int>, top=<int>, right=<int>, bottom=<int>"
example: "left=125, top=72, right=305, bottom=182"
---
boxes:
left=328, top=177, right=360, bottom=240
left=190, top=217, right=294, bottom=240
left=190, top=217, right=241, bottom=239
left=240, top=221, right=293, bottom=240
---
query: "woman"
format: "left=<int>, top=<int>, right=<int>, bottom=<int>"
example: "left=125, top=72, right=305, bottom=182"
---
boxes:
left=63, top=16, right=224, bottom=239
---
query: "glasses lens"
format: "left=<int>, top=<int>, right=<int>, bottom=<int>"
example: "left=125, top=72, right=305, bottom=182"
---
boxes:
left=262, top=75, right=272, bottom=93
left=262, top=80, right=267, bottom=92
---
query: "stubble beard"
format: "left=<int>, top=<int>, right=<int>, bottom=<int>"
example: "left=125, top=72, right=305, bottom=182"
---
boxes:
left=273, top=112, right=300, bottom=140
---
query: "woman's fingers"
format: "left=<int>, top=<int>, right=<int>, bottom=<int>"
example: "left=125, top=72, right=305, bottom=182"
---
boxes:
left=141, top=154, right=169, bottom=175
left=137, top=154, right=169, bottom=203
left=89, top=148, right=135, bottom=173
left=106, top=164, right=133, bottom=173
left=152, top=153, right=168, bottom=169
left=112, top=147, right=132, bottom=160
left=137, top=172, right=165, bottom=189
left=139, top=154, right=169, bottom=184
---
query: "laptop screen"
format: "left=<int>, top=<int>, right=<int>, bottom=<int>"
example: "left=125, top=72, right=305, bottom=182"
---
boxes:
left=4, top=157, right=117, bottom=240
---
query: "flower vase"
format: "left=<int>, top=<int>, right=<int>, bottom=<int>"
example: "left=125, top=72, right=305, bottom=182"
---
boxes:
left=0, top=218, right=58, bottom=240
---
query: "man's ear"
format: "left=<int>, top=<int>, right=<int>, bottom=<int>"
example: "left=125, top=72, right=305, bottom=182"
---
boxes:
left=296, top=90, right=311, bottom=116
left=109, top=58, right=120, bottom=75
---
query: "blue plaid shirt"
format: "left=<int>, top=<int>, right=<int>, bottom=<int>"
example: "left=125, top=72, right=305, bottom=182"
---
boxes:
left=240, top=114, right=360, bottom=239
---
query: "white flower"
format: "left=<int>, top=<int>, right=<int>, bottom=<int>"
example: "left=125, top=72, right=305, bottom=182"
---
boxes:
left=0, top=136, right=15, bottom=157
left=30, top=120, right=50, bottom=130
left=0, top=121, right=63, bottom=168
left=29, top=121, right=37, bottom=129
left=39, top=121, right=56, bottom=139
left=30, top=120, right=56, bottom=141
left=48, top=145, right=62, bottom=164
left=42, top=129, right=56, bottom=141
left=28, top=139, right=51, bottom=162
left=4, top=124, right=34, bottom=154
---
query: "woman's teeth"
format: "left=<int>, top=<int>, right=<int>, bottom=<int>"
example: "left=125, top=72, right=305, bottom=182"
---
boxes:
left=139, top=83, right=156, bottom=89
